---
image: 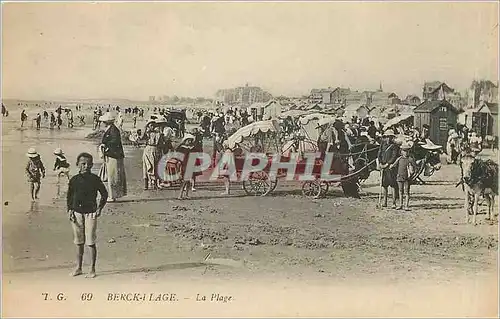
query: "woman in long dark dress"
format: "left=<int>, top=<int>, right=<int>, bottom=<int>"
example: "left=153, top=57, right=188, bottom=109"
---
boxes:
left=176, top=134, right=195, bottom=200
left=99, top=112, right=127, bottom=202
left=190, top=128, right=204, bottom=191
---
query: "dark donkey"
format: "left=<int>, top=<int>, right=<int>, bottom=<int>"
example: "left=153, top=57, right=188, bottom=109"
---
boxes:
left=410, top=140, right=443, bottom=184
left=459, top=153, right=498, bottom=225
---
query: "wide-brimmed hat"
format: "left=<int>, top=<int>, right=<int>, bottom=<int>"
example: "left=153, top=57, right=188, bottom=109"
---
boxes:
left=53, top=148, right=64, bottom=155
left=99, top=112, right=116, bottom=123
left=401, top=143, right=412, bottom=150
left=449, top=132, right=459, bottom=139
left=383, top=129, right=395, bottom=137
left=26, top=147, right=39, bottom=158
left=420, top=139, right=442, bottom=150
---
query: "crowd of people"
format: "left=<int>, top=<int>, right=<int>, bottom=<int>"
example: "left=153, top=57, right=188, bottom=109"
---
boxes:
left=19, top=100, right=495, bottom=278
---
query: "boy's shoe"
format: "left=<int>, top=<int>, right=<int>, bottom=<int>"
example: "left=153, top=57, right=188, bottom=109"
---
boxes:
left=396, top=206, right=403, bottom=210
left=404, top=207, right=411, bottom=211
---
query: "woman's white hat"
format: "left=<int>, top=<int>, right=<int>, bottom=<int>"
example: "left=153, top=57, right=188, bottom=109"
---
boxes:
left=26, top=147, right=39, bottom=157
left=180, top=133, right=195, bottom=144
left=383, top=129, right=395, bottom=136
left=99, top=112, right=116, bottom=123
left=421, top=139, right=443, bottom=150
left=53, top=147, right=64, bottom=155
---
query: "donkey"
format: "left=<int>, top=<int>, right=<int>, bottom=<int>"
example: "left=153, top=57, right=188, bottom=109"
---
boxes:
left=459, top=153, right=498, bottom=225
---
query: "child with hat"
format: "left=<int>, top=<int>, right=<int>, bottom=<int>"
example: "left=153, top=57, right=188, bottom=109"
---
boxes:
left=25, top=148, right=46, bottom=201
left=390, top=143, right=417, bottom=211
left=53, top=148, right=71, bottom=183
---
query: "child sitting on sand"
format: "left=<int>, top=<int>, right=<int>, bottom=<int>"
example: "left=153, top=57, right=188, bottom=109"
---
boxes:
left=53, top=148, right=70, bottom=182
left=67, top=152, right=108, bottom=278
left=26, top=148, right=46, bottom=201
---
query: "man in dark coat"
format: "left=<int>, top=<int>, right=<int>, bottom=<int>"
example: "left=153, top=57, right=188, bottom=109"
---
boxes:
left=377, top=129, right=400, bottom=207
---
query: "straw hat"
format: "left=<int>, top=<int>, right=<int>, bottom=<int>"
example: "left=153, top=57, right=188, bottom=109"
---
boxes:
left=401, top=143, right=412, bottom=150
left=99, top=112, right=116, bottom=123
left=53, top=148, right=64, bottom=155
left=383, top=129, right=395, bottom=137
left=26, top=147, right=39, bottom=158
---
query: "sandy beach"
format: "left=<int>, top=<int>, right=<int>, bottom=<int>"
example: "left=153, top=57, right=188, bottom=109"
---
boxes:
left=1, top=113, right=498, bottom=317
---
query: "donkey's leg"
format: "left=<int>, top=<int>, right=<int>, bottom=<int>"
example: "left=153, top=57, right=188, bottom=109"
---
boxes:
left=473, top=193, right=480, bottom=225
left=465, top=190, right=470, bottom=223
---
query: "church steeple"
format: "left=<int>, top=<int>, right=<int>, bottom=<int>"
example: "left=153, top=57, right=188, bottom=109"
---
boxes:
left=378, top=81, right=383, bottom=92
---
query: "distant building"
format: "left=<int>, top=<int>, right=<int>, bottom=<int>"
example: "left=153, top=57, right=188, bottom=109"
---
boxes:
left=422, top=81, right=455, bottom=101
left=215, top=84, right=273, bottom=107
left=370, top=92, right=400, bottom=107
left=308, top=87, right=350, bottom=105
left=343, top=103, right=371, bottom=120
left=467, top=80, right=498, bottom=109
left=343, top=91, right=370, bottom=106
left=247, top=100, right=282, bottom=120
left=149, top=96, right=156, bottom=102
left=402, top=95, right=421, bottom=106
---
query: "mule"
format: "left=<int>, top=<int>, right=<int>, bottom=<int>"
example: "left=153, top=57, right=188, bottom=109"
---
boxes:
left=410, top=141, right=442, bottom=184
left=459, top=153, right=498, bottom=225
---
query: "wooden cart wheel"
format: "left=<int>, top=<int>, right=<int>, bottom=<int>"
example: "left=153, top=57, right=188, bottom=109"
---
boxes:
left=302, top=180, right=323, bottom=199
left=243, top=171, right=273, bottom=196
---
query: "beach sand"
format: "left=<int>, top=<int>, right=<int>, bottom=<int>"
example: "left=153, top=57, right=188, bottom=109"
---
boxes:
left=1, top=114, right=498, bottom=317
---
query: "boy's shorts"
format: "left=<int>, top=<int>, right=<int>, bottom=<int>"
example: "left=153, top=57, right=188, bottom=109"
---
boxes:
left=71, top=212, right=97, bottom=245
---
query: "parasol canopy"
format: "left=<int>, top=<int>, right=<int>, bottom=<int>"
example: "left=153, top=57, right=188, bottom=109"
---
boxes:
left=223, top=119, right=280, bottom=151
left=279, top=109, right=310, bottom=119
left=383, top=114, right=414, bottom=130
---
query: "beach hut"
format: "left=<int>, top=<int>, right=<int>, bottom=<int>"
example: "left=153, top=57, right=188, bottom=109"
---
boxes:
left=413, top=100, right=459, bottom=146
left=343, top=103, right=370, bottom=120
left=470, top=101, right=498, bottom=137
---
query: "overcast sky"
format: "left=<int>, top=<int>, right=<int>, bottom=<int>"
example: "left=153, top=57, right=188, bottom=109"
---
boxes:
left=2, top=2, right=498, bottom=100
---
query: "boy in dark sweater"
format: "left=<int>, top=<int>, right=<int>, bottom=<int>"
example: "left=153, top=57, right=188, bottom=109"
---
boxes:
left=390, top=144, right=417, bottom=211
left=67, top=153, right=108, bottom=278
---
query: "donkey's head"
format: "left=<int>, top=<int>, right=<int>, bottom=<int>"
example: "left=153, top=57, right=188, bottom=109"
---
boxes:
left=459, top=153, right=477, bottom=185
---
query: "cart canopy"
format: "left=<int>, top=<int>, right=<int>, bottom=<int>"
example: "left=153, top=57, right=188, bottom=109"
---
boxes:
left=224, top=120, right=281, bottom=151
left=383, top=114, right=414, bottom=130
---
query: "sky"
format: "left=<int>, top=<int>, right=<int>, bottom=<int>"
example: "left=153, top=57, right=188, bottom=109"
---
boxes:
left=1, top=1, right=498, bottom=101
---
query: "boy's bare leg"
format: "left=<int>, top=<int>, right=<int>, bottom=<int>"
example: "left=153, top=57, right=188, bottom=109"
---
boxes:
left=391, top=186, right=397, bottom=208
left=184, top=182, right=190, bottom=199
left=71, top=244, right=84, bottom=276
left=34, top=182, right=41, bottom=199
left=382, top=187, right=388, bottom=207
left=222, top=178, right=230, bottom=195
left=191, top=177, right=196, bottom=191
left=178, top=182, right=186, bottom=199
left=405, top=182, right=411, bottom=210
left=86, top=245, right=97, bottom=278
left=397, top=183, right=403, bottom=209
left=30, top=183, right=35, bottom=201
